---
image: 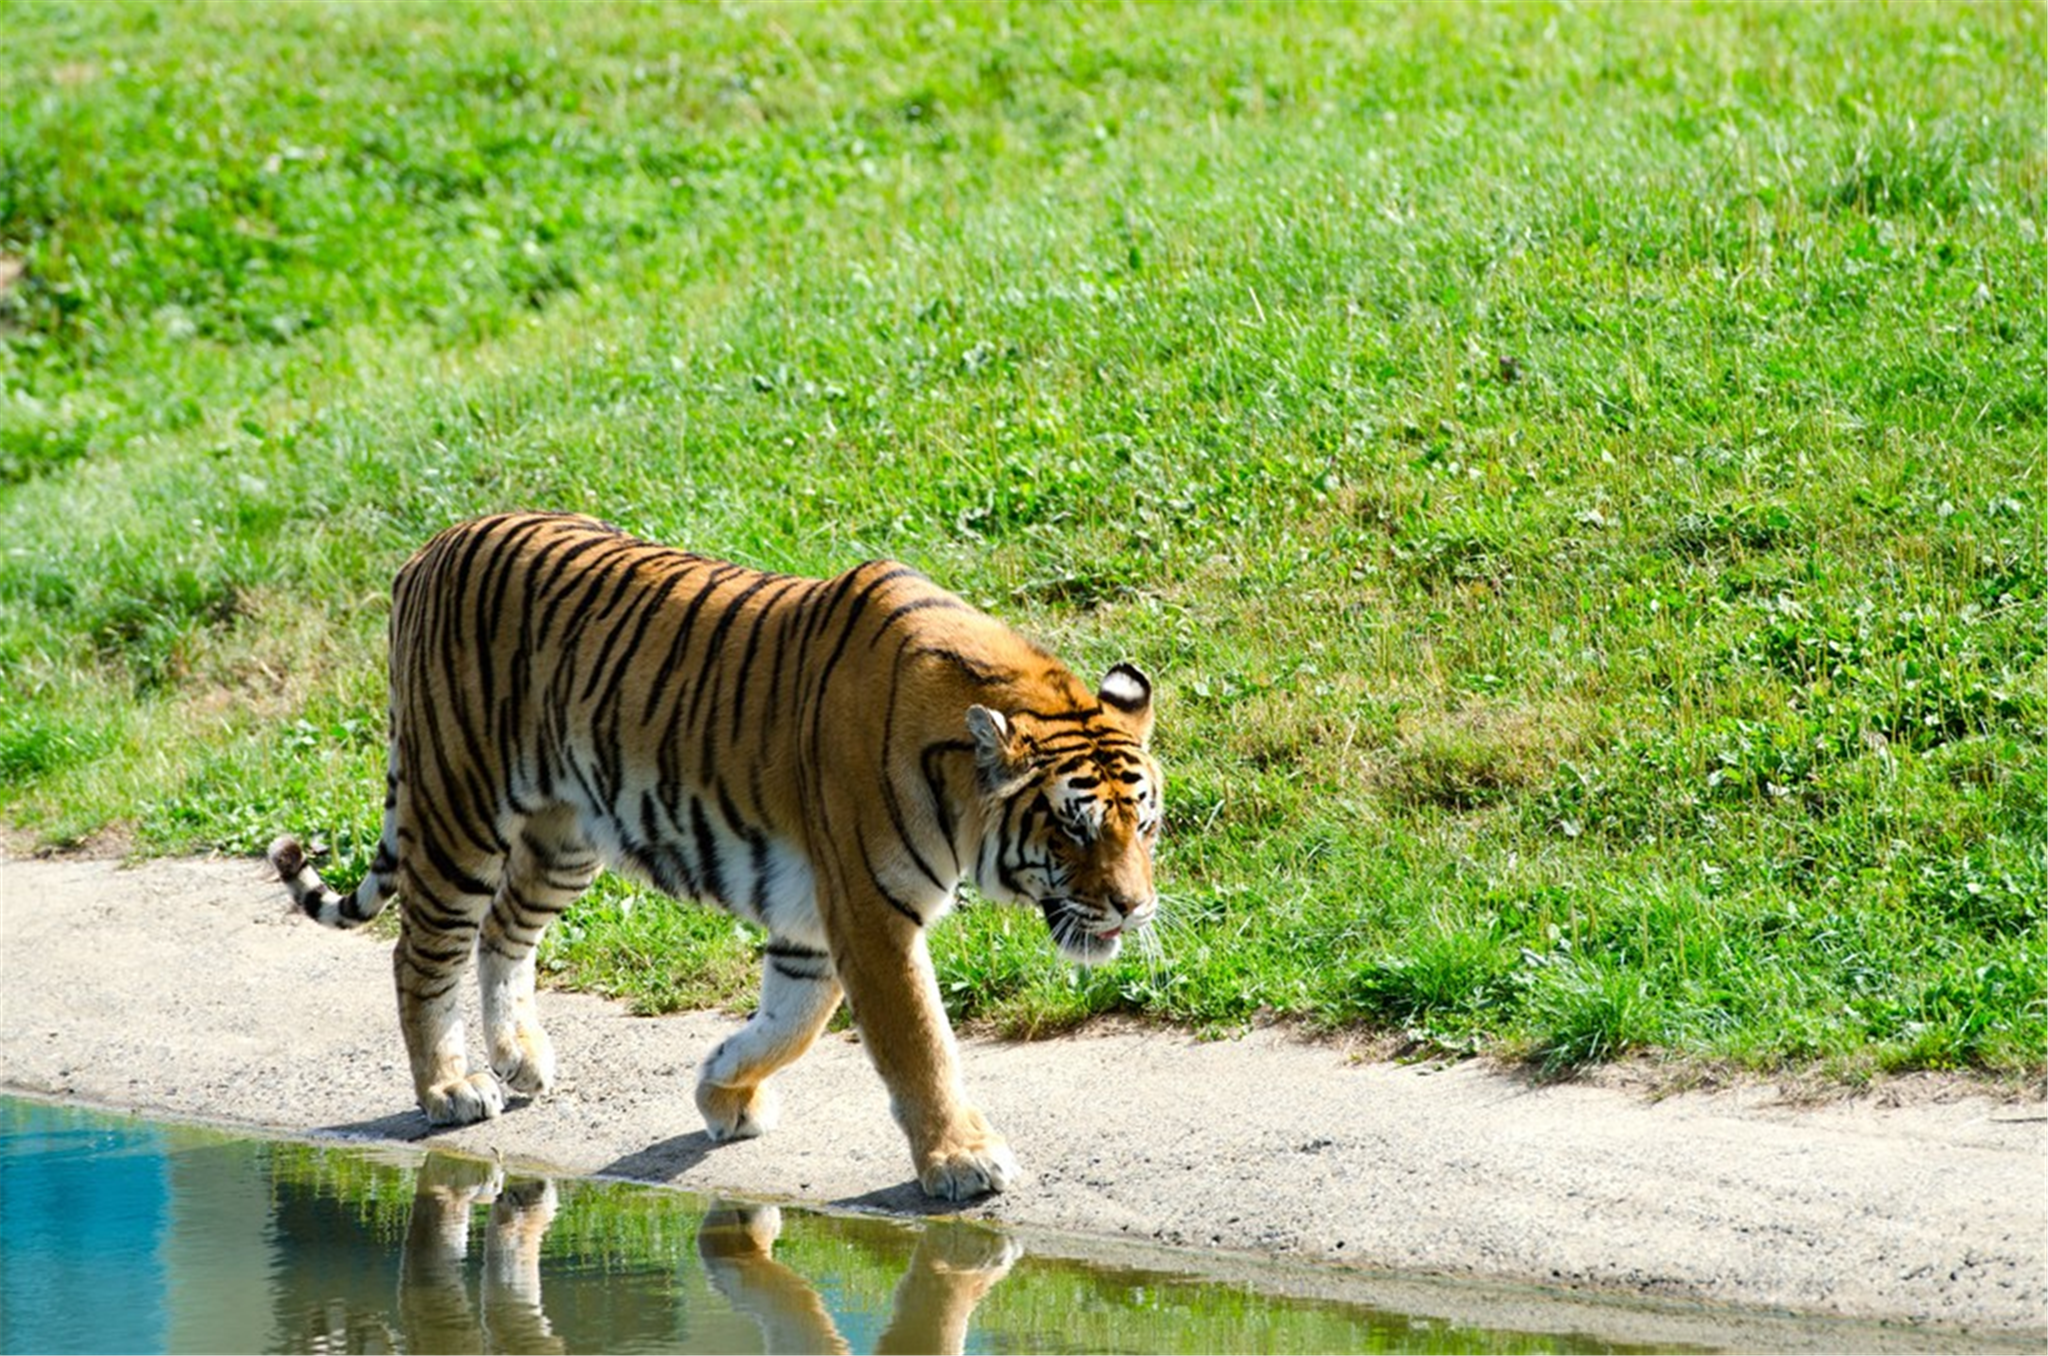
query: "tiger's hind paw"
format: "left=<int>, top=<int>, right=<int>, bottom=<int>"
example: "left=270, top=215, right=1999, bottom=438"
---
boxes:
left=489, top=1031, right=556, bottom=1098
left=696, top=1079, right=780, bottom=1142
left=421, top=1071, right=505, bottom=1126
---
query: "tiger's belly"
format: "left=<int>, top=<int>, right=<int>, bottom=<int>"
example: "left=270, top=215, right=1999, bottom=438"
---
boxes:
left=569, top=787, right=825, bottom=952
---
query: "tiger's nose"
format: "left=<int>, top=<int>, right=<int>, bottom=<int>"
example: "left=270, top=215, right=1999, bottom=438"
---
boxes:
left=1108, top=890, right=1155, bottom=926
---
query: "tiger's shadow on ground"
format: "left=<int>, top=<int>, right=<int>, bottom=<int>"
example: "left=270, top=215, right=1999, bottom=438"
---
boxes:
left=313, top=1098, right=543, bottom=1145
left=596, top=1137, right=984, bottom=1217
left=595, top=1131, right=724, bottom=1181
left=828, top=1180, right=985, bottom=1217
left=310, top=1121, right=757, bottom=1185
left=316, top=1110, right=463, bottom=1143
left=309, top=1114, right=983, bottom=1217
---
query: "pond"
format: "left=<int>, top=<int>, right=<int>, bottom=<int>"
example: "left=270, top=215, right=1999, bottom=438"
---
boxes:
left=0, top=1096, right=1990, bottom=1355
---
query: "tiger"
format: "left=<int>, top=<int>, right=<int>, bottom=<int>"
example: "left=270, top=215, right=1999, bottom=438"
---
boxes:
left=268, top=510, right=1162, bottom=1200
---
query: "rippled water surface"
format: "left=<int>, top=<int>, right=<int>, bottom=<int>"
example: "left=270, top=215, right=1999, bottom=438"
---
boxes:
left=0, top=1096, right=1980, bottom=1355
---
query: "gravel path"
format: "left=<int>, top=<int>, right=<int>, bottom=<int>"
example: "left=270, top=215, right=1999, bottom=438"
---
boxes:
left=2, top=854, right=2042, bottom=1347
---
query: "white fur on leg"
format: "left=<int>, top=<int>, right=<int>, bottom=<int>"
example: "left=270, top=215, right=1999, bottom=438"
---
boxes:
left=695, top=956, right=840, bottom=1141
left=479, top=944, right=555, bottom=1096
left=422, top=1070, right=504, bottom=1125
left=408, top=985, right=502, bottom=1125
left=697, top=1078, right=781, bottom=1141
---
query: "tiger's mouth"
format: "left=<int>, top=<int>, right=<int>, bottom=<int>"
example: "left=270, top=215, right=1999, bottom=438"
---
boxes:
left=1039, top=898, right=1135, bottom=967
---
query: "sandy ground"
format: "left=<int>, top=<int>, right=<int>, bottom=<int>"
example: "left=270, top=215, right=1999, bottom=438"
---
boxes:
left=2, top=854, right=2043, bottom=1349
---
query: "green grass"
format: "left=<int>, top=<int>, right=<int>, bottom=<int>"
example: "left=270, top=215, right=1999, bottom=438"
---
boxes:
left=3, top=0, right=2042, bottom=1080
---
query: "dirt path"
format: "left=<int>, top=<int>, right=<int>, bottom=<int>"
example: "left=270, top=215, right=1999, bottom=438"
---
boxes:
left=2, top=854, right=2042, bottom=1344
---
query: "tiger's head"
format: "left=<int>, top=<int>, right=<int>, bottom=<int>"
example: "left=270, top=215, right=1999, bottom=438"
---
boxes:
left=966, top=663, right=1162, bottom=966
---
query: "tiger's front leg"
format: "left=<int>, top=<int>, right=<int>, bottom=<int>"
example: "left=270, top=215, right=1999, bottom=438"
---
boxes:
left=831, top=913, right=1018, bottom=1201
left=696, top=940, right=844, bottom=1142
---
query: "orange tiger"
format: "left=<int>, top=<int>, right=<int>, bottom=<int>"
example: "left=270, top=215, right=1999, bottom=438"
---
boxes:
left=269, top=511, right=1161, bottom=1199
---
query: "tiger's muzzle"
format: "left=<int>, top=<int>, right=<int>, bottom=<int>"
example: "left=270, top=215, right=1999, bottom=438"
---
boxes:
left=1040, top=891, right=1155, bottom=966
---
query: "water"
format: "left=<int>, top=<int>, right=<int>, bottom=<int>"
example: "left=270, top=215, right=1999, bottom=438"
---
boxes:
left=0, top=1097, right=1996, bottom=1355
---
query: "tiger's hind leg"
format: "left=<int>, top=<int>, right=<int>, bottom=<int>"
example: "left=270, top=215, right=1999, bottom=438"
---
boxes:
left=697, top=940, right=843, bottom=1141
left=395, top=860, right=503, bottom=1126
left=479, top=811, right=598, bottom=1101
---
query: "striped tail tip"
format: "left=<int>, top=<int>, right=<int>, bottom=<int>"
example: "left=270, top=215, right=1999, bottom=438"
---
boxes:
left=268, top=834, right=353, bottom=928
left=267, top=835, right=309, bottom=884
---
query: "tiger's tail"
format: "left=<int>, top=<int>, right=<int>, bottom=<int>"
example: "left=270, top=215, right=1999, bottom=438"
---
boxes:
left=268, top=804, right=400, bottom=931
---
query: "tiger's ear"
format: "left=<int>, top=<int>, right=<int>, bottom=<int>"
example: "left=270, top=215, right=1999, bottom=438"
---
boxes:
left=1098, top=662, right=1154, bottom=744
left=967, top=705, right=1034, bottom=790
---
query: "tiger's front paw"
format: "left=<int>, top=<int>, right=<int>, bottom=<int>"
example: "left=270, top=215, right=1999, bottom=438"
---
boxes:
left=696, top=1078, right=780, bottom=1142
left=920, top=1220, right=1026, bottom=1275
left=917, top=1133, right=1019, bottom=1201
left=422, top=1071, right=505, bottom=1126
left=696, top=1202, right=784, bottom=1261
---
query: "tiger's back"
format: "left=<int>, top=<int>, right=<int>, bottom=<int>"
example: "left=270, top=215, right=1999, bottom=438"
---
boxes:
left=271, top=511, right=1163, bottom=1200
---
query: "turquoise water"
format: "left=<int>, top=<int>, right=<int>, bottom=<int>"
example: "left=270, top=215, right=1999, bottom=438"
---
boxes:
left=0, top=1097, right=1981, bottom=1355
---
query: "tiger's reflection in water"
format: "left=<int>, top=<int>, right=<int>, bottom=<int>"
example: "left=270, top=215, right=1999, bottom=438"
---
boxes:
left=697, top=1203, right=1021, bottom=1356
left=393, top=1153, right=564, bottom=1355
left=373, top=1152, right=1019, bottom=1356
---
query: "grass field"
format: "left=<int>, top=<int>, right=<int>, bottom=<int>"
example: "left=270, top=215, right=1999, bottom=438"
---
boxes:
left=3, top=1, right=2041, bottom=1078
